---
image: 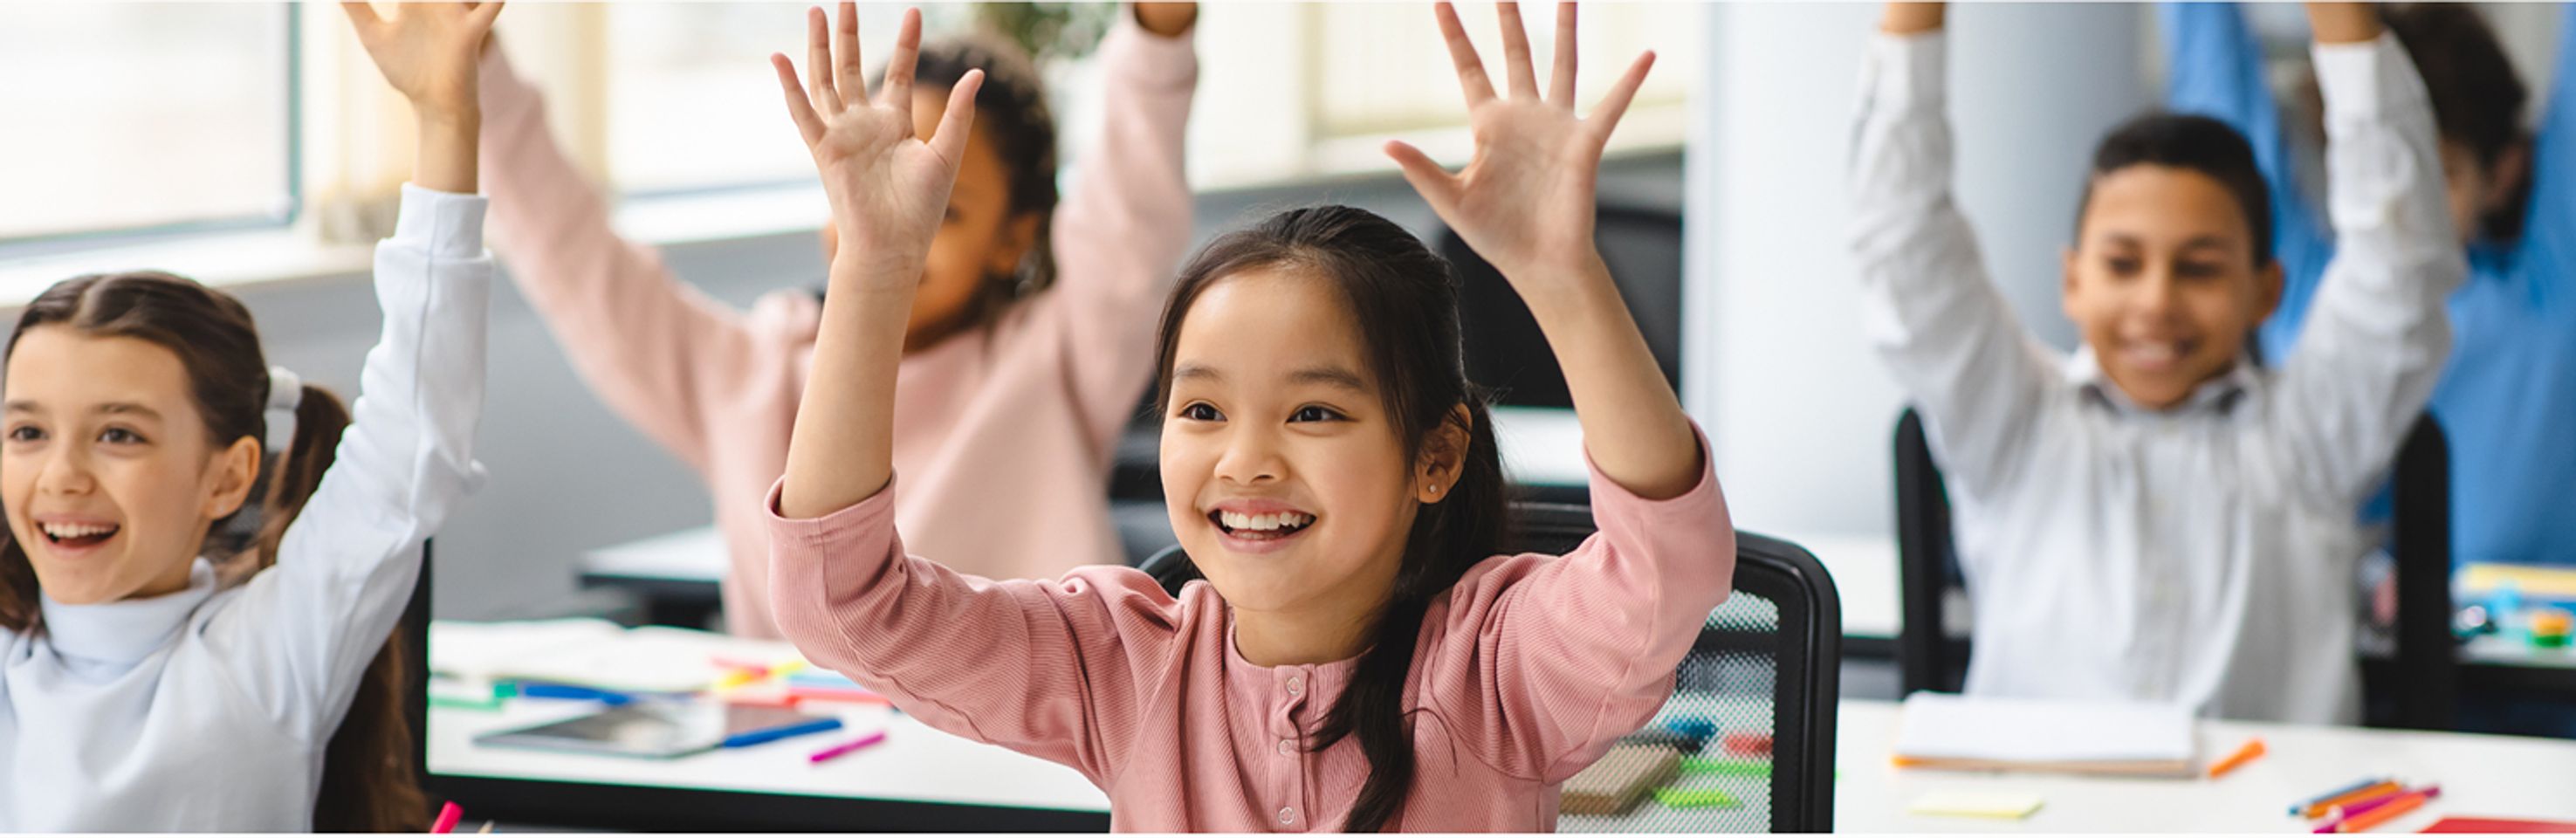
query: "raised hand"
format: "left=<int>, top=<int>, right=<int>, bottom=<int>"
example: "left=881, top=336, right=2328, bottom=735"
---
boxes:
left=2304, top=3, right=2382, bottom=45
left=1384, top=2, right=1652, bottom=288
left=342, top=2, right=502, bottom=120
left=771, top=3, right=984, bottom=288
left=1134, top=3, right=1199, bottom=38
left=1389, top=2, right=1700, bottom=499
left=1880, top=3, right=1946, bottom=35
left=342, top=2, right=504, bottom=194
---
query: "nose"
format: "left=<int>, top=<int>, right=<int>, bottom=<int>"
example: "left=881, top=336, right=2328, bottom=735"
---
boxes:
left=35, top=445, right=94, bottom=498
left=2134, top=264, right=2183, bottom=319
left=1212, top=423, right=1284, bottom=487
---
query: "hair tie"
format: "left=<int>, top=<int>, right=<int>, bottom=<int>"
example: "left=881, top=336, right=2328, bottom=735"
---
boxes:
left=264, top=367, right=302, bottom=453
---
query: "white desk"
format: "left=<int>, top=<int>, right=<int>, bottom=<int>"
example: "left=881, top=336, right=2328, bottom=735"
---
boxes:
left=429, top=697, right=1108, bottom=828
left=439, top=694, right=2576, bottom=832
left=1832, top=698, right=2576, bottom=832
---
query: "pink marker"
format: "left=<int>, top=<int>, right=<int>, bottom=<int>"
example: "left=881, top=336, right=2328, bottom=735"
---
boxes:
left=808, top=730, right=890, bottom=764
left=430, top=801, right=464, bottom=835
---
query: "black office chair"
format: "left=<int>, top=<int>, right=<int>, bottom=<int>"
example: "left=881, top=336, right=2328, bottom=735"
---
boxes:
left=1439, top=203, right=1684, bottom=409
left=402, top=542, right=434, bottom=819
left=1892, top=408, right=2457, bottom=731
left=1139, top=504, right=1843, bottom=833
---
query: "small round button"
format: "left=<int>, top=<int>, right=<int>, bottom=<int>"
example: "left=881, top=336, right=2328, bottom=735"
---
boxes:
left=1278, top=807, right=1298, bottom=825
left=1277, top=738, right=1296, bottom=756
left=1285, top=675, right=1305, bottom=696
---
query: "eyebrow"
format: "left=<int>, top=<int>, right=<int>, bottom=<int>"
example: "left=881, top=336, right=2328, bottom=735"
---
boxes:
left=3, top=401, right=162, bottom=420
left=1171, top=363, right=1370, bottom=393
left=1288, top=365, right=1369, bottom=393
left=95, top=402, right=162, bottom=420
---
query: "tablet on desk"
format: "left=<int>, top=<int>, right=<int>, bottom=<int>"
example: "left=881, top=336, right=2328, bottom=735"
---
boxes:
left=474, top=704, right=834, bottom=759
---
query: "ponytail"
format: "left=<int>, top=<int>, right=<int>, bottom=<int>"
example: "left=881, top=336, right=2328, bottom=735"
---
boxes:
left=1312, top=396, right=1508, bottom=832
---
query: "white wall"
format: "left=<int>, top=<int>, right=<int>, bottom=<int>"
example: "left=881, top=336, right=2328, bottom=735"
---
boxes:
left=1685, top=3, right=2149, bottom=541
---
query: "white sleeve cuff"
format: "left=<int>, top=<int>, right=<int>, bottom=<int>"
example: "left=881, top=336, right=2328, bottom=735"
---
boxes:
left=1863, top=31, right=1948, bottom=113
left=2312, top=32, right=2432, bottom=124
left=395, top=183, right=490, bottom=259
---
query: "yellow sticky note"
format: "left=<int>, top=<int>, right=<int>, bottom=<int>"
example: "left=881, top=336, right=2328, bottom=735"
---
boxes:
left=1906, top=790, right=2044, bottom=820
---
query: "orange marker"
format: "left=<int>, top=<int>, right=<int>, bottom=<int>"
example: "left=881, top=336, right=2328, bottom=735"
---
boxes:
left=2329, top=788, right=2437, bottom=833
left=2304, top=781, right=2404, bottom=820
left=2206, top=738, right=2267, bottom=779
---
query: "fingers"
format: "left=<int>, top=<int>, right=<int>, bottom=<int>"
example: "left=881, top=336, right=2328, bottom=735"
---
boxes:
left=340, top=2, right=381, bottom=38
left=772, top=53, right=827, bottom=148
left=1583, top=50, right=1654, bottom=142
left=466, top=1, right=505, bottom=34
left=1384, top=141, right=1461, bottom=216
left=806, top=6, right=842, bottom=113
left=832, top=3, right=866, bottom=110
left=1497, top=3, right=1537, bottom=99
left=1548, top=2, right=1577, bottom=107
left=925, top=69, right=985, bottom=168
left=881, top=8, right=922, bottom=112
left=1434, top=3, right=1497, bottom=107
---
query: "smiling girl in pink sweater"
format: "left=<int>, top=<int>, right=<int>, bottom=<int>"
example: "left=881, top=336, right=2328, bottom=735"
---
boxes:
left=763, top=3, right=1735, bottom=829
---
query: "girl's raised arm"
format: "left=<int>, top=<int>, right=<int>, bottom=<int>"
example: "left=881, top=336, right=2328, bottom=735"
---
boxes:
left=773, top=3, right=983, bottom=519
left=1384, top=2, right=1700, bottom=500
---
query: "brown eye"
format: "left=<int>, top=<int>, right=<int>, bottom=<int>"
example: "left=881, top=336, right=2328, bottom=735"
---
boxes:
left=1289, top=405, right=1345, bottom=423
left=1179, top=402, right=1223, bottom=422
left=5, top=426, right=42, bottom=443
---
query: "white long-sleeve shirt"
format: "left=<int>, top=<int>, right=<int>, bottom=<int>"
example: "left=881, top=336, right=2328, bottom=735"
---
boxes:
left=1847, top=31, right=2463, bottom=724
left=0, top=185, right=491, bottom=830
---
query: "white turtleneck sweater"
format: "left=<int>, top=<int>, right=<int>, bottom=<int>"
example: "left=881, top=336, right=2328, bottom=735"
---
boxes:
left=0, top=184, right=490, bottom=831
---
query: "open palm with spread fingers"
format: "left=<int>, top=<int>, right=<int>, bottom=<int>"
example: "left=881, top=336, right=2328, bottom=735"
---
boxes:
left=342, top=2, right=503, bottom=119
left=772, top=3, right=984, bottom=286
left=1386, top=2, right=1654, bottom=285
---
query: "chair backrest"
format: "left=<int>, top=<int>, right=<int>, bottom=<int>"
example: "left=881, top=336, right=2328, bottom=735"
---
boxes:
left=404, top=540, right=434, bottom=807
left=1439, top=203, right=1682, bottom=408
left=1139, top=504, right=1842, bottom=832
left=1890, top=408, right=2456, bottom=729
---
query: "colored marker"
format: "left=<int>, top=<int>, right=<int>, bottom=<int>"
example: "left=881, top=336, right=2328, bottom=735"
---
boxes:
left=808, top=730, right=890, bottom=764
left=2302, top=780, right=2403, bottom=820
left=2206, top=738, right=2267, bottom=779
left=2318, top=786, right=2440, bottom=833
left=429, top=801, right=463, bottom=835
left=516, top=683, right=637, bottom=705
left=722, top=717, right=844, bottom=749
left=2289, top=778, right=2385, bottom=815
left=2329, top=785, right=2441, bottom=822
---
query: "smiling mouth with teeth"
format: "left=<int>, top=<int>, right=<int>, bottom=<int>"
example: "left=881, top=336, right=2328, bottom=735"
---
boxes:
left=38, top=522, right=121, bottom=548
left=1210, top=510, right=1316, bottom=540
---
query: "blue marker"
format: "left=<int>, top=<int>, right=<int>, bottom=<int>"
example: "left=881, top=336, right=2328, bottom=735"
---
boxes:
left=517, top=683, right=637, bottom=705
left=723, top=717, right=845, bottom=749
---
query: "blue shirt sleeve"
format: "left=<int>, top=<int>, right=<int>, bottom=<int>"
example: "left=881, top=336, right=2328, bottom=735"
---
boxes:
left=2518, top=5, right=2574, bottom=276
left=2160, top=3, right=2336, bottom=360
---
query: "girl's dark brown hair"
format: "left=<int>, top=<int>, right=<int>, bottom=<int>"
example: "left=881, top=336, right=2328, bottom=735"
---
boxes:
left=1151, top=206, right=1511, bottom=832
left=2386, top=3, right=2534, bottom=243
left=0, top=271, right=422, bottom=832
left=912, top=31, right=1061, bottom=332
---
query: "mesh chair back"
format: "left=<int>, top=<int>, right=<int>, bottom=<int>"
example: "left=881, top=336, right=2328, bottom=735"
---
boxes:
left=1514, top=505, right=1840, bottom=834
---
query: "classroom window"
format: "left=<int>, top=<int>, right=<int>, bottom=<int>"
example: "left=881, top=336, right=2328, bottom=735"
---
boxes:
left=604, top=3, right=961, bottom=197
left=0, top=3, right=295, bottom=245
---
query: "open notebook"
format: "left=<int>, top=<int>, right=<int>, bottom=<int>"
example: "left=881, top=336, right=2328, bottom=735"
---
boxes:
left=1893, top=692, right=2199, bottom=777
